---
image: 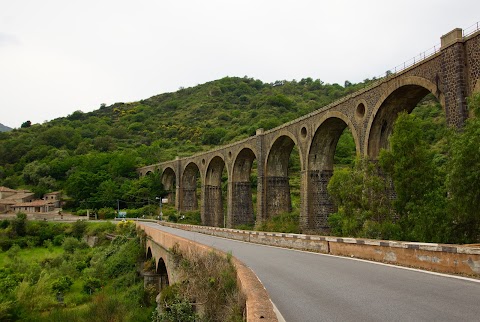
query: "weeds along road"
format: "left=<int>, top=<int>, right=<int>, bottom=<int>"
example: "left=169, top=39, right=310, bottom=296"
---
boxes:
left=142, top=222, right=480, bottom=322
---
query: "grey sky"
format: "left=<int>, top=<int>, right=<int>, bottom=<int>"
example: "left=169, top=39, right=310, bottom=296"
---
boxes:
left=1, top=0, right=479, bottom=128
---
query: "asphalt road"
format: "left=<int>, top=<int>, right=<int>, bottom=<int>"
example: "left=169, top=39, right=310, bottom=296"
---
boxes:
left=142, top=222, right=480, bottom=322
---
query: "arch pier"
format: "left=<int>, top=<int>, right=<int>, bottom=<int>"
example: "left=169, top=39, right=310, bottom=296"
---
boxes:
left=139, top=27, right=480, bottom=233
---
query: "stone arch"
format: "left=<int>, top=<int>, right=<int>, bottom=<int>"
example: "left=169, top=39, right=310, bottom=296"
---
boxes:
left=305, top=112, right=360, bottom=231
left=161, top=167, right=176, bottom=205
left=265, top=132, right=302, bottom=218
left=204, top=156, right=227, bottom=227
left=365, top=76, right=445, bottom=159
left=181, top=162, right=201, bottom=212
left=156, top=257, right=170, bottom=290
left=146, top=247, right=153, bottom=259
left=230, top=148, right=257, bottom=227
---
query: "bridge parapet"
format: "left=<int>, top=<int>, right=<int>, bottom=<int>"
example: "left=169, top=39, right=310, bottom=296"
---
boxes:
left=160, top=222, right=480, bottom=277
left=137, top=222, right=278, bottom=321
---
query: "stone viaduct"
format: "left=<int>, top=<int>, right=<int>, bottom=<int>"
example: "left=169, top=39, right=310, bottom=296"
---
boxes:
left=139, top=27, right=480, bottom=233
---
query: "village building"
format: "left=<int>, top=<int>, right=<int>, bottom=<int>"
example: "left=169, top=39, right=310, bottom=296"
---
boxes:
left=43, top=191, right=62, bottom=208
left=0, top=186, right=60, bottom=214
left=11, top=200, right=55, bottom=213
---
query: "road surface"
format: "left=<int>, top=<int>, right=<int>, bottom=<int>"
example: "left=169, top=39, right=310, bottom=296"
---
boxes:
left=142, top=222, right=480, bottom=322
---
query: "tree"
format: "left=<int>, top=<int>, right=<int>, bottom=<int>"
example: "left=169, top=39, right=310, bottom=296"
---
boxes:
left=446, top=93, right=480, bottom=243
left=21, top=120, right=31, bottom=128
left=327, top=159, right=396, bottom=239
left=379, top=112, right=449, bottom=242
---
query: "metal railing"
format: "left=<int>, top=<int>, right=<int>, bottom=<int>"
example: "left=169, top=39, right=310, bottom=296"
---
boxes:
left=358, top=20, right=480, bottom=92
left=463, top=21, right=480, bottom=38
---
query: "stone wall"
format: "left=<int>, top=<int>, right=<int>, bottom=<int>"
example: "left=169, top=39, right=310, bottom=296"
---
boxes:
left=138, top=28, right=480, bottom=234
left=160, top=222, right=480, bottom=277
left=137, top=222, right=278, bottom=322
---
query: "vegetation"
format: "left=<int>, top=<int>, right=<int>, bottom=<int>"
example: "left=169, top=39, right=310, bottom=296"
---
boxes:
left=0, top=76, right=361, bottom=211
left=0, top=74, right=478, bottom=243
left=327, top=93, right=480, bottom=243
left=153, top=245, right=245, bottom=322
left=0, top=217, right=156, bottom=321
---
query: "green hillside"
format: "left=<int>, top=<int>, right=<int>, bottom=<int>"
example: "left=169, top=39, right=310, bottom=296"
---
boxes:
left=0, top=123, right=12, bottom=132
left=0, top=76, right=365, bottom=209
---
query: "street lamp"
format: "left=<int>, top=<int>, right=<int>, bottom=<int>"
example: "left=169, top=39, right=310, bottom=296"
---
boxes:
left=155, top=197, right=163, bottom=221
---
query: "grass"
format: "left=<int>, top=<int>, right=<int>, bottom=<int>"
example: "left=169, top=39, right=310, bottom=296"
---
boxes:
left=0, top=245, right=63, bottom=266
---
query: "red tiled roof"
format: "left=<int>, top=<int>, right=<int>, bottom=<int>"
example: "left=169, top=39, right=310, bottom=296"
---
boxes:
left=12, top=200, right=54, bottom=207
left=0, top=186, right=16, bottom=192
left=0, top=199, right=16, bottom=204
left=4, top=192, right=35, bottom=200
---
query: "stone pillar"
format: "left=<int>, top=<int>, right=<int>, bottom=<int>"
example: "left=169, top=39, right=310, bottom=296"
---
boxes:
left=203, top=185, right=223, bottom=227
left=441, top=28, right=468, bottom=128
left=182, top=187, right=198, bottom=212
left=266, top=176, right=292, bottom=218
left=175, top=157, right=181, bottom=211
left=230, top=182, right=254, bottom=227
left=255, top=129, right=267, bottom=225
left=299, top=169, right=309, bottom=231
left=306, top=170, right=334, bottom=231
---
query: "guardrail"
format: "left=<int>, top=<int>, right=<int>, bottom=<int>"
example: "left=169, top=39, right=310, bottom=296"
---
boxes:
left=358, top=20, right=480, bottom=92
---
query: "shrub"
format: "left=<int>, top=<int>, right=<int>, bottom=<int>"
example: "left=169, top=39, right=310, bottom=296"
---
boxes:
left=62, top=237, right=87, bottom=254
left=98, top=208, right=116, bottom=220
left=83, top=277, right=101, bottom=294
left=257, top=210, right=300, bottom=234
left=52, top=234, right=65, bottom=246
left=71, top=220, right=87, bottom=239
left=51, top=276, right=73, bottom=293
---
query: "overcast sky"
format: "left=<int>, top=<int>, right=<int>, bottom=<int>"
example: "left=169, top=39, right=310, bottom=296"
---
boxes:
left=1, top=0, right=479, bottom=128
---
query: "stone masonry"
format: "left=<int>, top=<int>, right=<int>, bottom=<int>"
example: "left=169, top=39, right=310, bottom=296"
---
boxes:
left=139, top=28, right=480, bottom=233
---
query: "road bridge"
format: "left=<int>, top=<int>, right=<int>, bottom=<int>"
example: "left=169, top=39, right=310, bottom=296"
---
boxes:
left=140, top=222, right=480, bottom=322
left=139, top=26, right=480, bottom=232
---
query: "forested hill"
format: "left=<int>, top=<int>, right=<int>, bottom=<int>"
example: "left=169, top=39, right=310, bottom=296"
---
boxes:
left=0, top=76, right=369, bottom=205
left=0, top=123, right=12, bottom=132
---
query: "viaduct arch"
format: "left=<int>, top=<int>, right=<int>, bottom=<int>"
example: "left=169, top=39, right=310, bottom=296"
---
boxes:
left=139, top=27, right=480, bottom=233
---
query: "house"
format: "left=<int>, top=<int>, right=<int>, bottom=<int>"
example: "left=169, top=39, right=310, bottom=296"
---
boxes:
left=0, top=199, right=16, bottom=213
left=0, top=186, right=17, bottom=200
left=43, top=191, right=62, bottom=208
left=3, top=191, right=35, bottom=204
left=11, top=200, right=55, bottom=214
left=0, top=187, right=61, bottom=214
left=0, top=187, right=35, bottom=213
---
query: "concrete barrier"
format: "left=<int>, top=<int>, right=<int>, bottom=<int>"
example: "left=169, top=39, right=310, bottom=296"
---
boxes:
left=137, top=222, right=278, bottom=322
left=160, top=222, right=480, bottom=277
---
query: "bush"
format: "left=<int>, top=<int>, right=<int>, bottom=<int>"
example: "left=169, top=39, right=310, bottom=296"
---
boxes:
left=62, top=237, right=87, bottom=254
left=51, top=276, right=73, bottom=293
left=161, top=249, right=245, bottom=322
left=0, top=219, right=10, bottom=229
left=98, top=208, right=116, bottom=220
left=53, top=234, right=65, bottom=246
left=71, top=220, right=87, bottom=239
left=83, top=277, right=101, bottom=294
left=177, top=211, right=201, bottom=225
left=257, top=210, right=300, bottom=234
left=85, top=222, right=115, bottom=236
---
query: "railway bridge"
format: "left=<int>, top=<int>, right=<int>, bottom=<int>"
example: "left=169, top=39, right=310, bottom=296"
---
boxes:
left=139, top=26, right=480, bottom=232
